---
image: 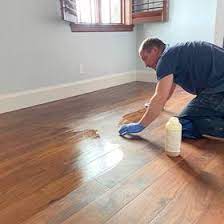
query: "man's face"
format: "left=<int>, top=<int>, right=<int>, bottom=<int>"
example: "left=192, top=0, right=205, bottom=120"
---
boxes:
left=140, top=47, right=160, bottom=69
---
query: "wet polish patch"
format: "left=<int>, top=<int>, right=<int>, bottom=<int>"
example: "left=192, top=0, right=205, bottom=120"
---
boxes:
left=119, top=108, right=146, bottom=125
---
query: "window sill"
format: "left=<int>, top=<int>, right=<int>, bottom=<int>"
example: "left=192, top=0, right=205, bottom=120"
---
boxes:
left=70, top=24, right=134, bottom=32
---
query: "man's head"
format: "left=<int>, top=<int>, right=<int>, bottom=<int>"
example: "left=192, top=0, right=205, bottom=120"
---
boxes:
left=139, top=38, right=166, bottom=70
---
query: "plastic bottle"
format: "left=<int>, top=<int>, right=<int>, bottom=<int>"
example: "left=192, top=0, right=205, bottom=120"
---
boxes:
left=165, top=117, right=182, bottom=157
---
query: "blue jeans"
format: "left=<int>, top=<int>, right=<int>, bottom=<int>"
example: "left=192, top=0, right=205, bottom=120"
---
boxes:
left=177, top=92, right=224, bottom=139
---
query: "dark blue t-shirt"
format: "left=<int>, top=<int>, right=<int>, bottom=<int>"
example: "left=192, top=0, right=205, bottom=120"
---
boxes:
left=156, top=41, right=224, bottom=95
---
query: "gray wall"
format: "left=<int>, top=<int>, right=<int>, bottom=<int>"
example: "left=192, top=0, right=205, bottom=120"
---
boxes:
left=1, top=0, right=222, bottom=95
left=136, top=0, right=218, bottom=70
left=0, top=0, right=136, bottom=94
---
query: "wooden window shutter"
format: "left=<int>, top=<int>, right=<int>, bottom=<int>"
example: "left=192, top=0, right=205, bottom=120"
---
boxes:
left=60, top=0, right=78, bottom=23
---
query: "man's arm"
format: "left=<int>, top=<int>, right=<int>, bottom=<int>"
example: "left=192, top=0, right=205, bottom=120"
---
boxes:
left=167, top=83, right=176, bottom=101
left=145, top=82, right=176, bottom=108
left=140, top=74, right=174, bottom=127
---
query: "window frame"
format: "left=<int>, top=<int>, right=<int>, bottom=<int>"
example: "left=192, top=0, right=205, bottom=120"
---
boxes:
left=70, top=0, right=134, bottom=32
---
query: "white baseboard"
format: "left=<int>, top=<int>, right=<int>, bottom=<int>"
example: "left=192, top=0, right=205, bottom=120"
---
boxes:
left=0, top=70, right=157, bottom=114
left=0, top=71, right=136, bottom=114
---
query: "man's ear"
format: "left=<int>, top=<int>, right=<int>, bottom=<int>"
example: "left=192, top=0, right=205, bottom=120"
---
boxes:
left=155, top=47, right=161, bottom=54
left=151, top=47, right=159, bottom=55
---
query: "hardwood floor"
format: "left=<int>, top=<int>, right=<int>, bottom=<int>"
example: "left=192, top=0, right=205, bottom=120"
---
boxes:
left=0, top=82, right=224, bottom=224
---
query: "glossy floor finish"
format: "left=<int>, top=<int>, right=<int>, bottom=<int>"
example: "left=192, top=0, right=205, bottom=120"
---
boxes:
left=0, top=82, right=224, bottom=224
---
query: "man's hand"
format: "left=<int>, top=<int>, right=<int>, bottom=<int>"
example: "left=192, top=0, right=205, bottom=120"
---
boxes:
left=119, top=123, right=145, bottom=136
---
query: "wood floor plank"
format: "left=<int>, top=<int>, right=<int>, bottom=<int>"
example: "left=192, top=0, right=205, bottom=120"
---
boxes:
left=0, top=82, right=223, bottom=224
left=60, top=153, right=178, bottom=224
left=194, top=190, right=224, bottom=224
left=102, top=140, right=218, bottom=224
left=0, top=138, right=160, bottom=224
left=105, top=163, right=194, bottom=224
left=0, top=150, right=121, bottom=224
left=0, top=131, right=117, bottom=210
left=95, top=145, right=162, bottom=188
left=59, top=138, right=212, bottom=224
left=21, top=149, right=175, bottom=224
left=21, top=180, right=109, bottom=224
left=148, top=154, right=224, bottom=224
left=0, top=146, right=123, bottom=222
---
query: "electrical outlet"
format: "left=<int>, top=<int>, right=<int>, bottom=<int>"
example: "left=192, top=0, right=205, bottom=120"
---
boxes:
left=80, top=64, right=85, bottom=74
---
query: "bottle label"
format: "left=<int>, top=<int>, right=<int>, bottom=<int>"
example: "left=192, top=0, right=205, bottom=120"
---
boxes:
left=165, top=130, right=181, bottom=152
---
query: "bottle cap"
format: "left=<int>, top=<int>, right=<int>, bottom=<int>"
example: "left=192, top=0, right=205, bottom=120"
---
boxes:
left=169, top=117, right=179, bottom=124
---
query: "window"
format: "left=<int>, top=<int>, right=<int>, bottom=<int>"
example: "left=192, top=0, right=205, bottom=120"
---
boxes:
left=60, top=0, right=133, bottom=32
left=132, top=0, right=168, bottom=24
left=76, top=0, right=121, bottom=24
left=60, top=0, right=169, bottom=32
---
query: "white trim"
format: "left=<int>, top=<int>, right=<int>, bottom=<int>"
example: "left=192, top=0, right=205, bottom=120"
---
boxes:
left=0, top=72, right=136, bottom=114
left=0, top=70, right=157, bottom=114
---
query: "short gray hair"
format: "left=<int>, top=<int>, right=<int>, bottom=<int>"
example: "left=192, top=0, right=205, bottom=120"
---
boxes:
left=139, top=38, right=165, bottom=54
